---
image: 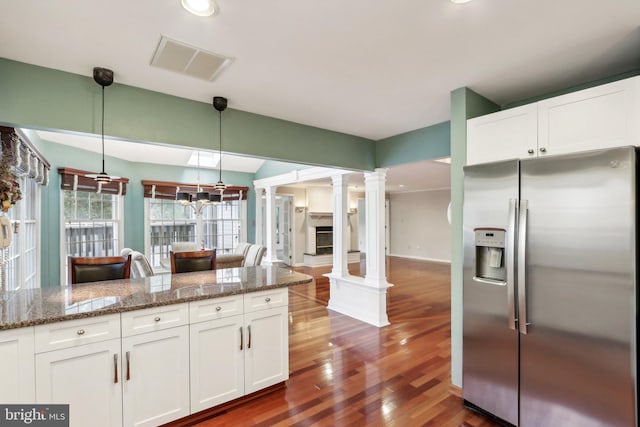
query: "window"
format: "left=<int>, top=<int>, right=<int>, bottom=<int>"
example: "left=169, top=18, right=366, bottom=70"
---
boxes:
left=4, top=176, right=40, bottom=290
left=203, top=200, right=243, bottom=254
left=61, top=190, right=124, bottom=284
left=1, top=127, right=50, bottom=291
left=145, top=198, right=196, bottom=269
left=145, top=198, right=246, bottom=271
left=58, top=168, right=129, bottom=286
left=142, top=180, right=248, bottom=271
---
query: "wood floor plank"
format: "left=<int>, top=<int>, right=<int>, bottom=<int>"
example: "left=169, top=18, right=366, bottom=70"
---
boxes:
left=192, top=257, right=500, bottom=427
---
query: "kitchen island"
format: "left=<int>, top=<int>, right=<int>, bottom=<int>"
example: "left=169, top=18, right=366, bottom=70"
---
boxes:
left=0, top=266, right=313, bottom=427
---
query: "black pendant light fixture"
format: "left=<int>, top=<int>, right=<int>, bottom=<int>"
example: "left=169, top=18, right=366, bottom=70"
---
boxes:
left=176, top=150, right=210, bottom=205
left=86, top=67, right=120, bottom=183
left=213, top=96, right=227, bottom=192
left=176, top=191, right=192, bottom=204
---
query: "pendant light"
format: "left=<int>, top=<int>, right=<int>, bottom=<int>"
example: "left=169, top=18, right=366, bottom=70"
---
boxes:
left=176, top=151, right=210, bottom=205
left=86, top=67, right=120, bottom=183
left=213, top=96, right=227, bottom=192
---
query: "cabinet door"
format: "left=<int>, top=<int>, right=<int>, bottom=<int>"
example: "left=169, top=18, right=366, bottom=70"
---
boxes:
left=35, top=339, right=122, bottom=427
left=190, top=316, right=244, bottom=412
left=244, top=306, right=289, bottom=394
left=0, top=327, right=35, bottom=403
left=538, top=76, right=640, bottom=155
left=122, top=326, right=189, bottom=427
left=467, top=103, right=538, bottom=165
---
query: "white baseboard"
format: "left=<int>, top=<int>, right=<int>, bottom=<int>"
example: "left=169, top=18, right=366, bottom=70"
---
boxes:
left=388, top=253, right=451, bottom=264
left=303, top=252, right=361, bottom=267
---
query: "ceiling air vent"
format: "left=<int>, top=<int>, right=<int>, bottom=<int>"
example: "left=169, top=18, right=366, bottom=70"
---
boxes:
left=151, top=35, right=233, bottom=81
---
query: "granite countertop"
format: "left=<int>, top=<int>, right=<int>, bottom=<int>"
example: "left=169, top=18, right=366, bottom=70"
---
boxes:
left=0, top=266, right=313, bottom=330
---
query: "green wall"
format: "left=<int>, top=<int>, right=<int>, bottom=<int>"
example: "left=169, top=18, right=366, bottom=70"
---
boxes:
left=1, top=59, right=455, bottom=289
left=31, top=132, right=256, bottom=288
left=254, top=160, right=313, bottom=180
left=449, top=88, right=499, bottom=387
left=375, top=121, right=450, bottom=168
left=0, top=58, right=376, bottom=171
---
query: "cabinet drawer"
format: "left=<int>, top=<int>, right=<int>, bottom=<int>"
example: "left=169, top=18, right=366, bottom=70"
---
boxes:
left=190, top=295, right=243, bottom=323
left=34, top=314, right=121, bottom=353
left=121, top=303, right=189, bottom=337
left=244, top=289, right=288, bottom=313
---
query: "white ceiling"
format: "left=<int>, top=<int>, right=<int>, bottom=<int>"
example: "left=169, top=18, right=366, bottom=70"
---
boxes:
left=2, top=0, right=638, bottom=141
left=2, top=0, right=638, bottom=193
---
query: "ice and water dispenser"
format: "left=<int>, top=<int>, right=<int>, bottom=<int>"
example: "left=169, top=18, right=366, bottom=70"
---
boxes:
left=473, top=228, right=506, bottom=283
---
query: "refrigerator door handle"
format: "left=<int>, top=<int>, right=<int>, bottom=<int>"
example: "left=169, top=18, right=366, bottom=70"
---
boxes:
left=472, top=276, right=507, bottom=286
left=518, top=199, right=529, bottom=334
left=507, top=199, right=518, bottom=330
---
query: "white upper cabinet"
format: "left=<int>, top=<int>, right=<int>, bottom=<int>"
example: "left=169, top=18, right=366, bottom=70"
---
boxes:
left=467, top=104, right=538, bottom=165
left=538, top=76, right=640, bottom=155
left=467, top=76, right=640, bottom=165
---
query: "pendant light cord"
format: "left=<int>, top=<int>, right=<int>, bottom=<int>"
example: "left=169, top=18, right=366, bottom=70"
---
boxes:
left=101, top=85, right=106, bottom=174
left=197, top=151, right=201, bottom=192
left=218, top=109, right=223, bottom=183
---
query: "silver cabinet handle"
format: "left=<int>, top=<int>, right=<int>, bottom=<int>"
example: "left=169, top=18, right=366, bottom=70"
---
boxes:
left=215, top=306, right=222, bottom=312
left=265, top=297, right=271, bottom=303
left=126, top=351, right=131, bottom=380
left=518, top=199, right=530, bottom=334
left=76, top=329, right=85, bottom=335
left=154, top=316, right=161, bottom=322
left=114, top=354, right=118, bottom=384
left=527, top=148, right=534, bottom=154
left=507, top=199, right=518, bottom=330
left=247, top=325, right=252, bottom=349
left=539, top=147, right=546, bottom=153
left=239, top=327, right=243, bottom=350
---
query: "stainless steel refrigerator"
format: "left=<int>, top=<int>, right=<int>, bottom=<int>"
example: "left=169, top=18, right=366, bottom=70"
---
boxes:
left=462, top=146, right=638, bottom=427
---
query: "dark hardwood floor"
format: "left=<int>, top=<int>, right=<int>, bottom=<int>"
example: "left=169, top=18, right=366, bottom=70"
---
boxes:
left=195, top=257, right=500, bottom=427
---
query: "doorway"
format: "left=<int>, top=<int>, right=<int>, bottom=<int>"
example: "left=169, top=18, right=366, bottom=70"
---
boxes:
left=261, top=194, right=294, bottom=266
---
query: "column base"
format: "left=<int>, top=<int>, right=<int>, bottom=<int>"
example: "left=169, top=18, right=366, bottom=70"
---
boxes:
left=325, top=273, right=393, bottom=327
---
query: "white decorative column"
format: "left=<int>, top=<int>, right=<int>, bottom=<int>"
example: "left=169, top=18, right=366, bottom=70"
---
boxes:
left=364, top=168, right=389, bottom=286
left=326, top=169, right=392, bottom=327
left=331, top=174, right=349, bottom=278
left=254, top=187, right=264, bottom=245
left=263, top=186, right=281, bottom=265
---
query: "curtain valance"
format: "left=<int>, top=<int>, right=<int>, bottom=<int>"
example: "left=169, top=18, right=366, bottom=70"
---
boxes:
left=58, top=168, right=129, bottom=195
left=142, top=180, right=248, bottom=201
left=0, top=127, right=51, bottom=186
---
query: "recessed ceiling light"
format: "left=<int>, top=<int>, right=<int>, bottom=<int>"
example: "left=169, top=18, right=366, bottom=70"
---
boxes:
left=450, top=0, right=473, bottom=3
left=181, top=0, right=216, bottom=16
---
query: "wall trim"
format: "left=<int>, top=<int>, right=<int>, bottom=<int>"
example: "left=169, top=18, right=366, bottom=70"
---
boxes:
left=388, top=253, right=451, bottom=264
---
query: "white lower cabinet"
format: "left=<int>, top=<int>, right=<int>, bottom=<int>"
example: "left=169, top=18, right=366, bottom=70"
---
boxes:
left=17, top=290, right=289, bottom=426
left=121, top=311, right=190, bottom=427
left=190, top=315, right=244, bottom=412
left=0, top=327, right=35, bottom=403
left=189, top=289, right=289, bottom=412
left=35, top=338, right=122, bottom=427
left=244, top=306, right=289, bottom=394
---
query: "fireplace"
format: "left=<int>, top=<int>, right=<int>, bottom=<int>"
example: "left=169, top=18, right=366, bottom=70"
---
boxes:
left=315, top=226, right=333, bottom=255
